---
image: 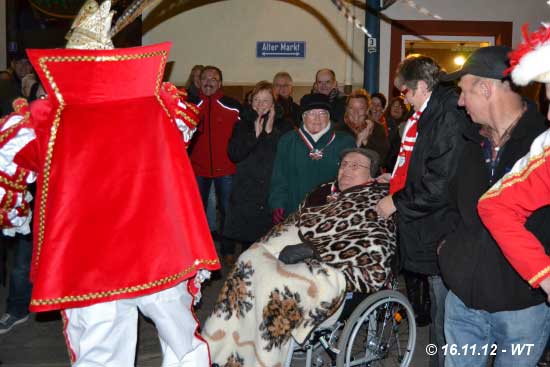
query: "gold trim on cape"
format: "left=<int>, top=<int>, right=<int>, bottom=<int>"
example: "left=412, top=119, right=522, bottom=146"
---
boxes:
left=34, top=49, right=168, bottom=267
left=30, top=259, right=219, bottom=307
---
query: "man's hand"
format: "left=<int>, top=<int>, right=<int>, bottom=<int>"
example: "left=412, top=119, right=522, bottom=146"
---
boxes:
left=376, top=195, right=396, bottom=219
left=539, top=276, right=550, bottom=303
left=376, top=173, right=392, bottom=184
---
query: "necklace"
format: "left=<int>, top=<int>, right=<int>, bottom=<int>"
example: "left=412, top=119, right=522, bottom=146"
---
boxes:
left=297, top=129, right=336, bottom=160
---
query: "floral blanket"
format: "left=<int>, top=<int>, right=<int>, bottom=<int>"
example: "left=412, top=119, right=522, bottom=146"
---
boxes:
left=202, top=182, right=396, bottom=367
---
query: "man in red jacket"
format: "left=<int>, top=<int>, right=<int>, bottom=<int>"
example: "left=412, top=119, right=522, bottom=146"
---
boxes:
left=189, top=66, right=241, bottom=265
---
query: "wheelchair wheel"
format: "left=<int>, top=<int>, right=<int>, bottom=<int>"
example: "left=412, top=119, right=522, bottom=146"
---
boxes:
left=335, top=290, right=416, bottom=367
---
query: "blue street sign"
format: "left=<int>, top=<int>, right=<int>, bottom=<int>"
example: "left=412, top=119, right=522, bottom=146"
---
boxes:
left=256, top=41, right=306, bottom=58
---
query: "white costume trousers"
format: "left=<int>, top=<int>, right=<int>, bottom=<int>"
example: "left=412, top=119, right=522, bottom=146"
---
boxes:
left=61, top=281, right=209, bottom=367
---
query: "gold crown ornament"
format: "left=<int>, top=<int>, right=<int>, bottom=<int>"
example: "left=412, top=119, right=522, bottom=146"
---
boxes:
left=65, top=0, right=161, bottom=50
left=65, top=0, right=115, bottom=50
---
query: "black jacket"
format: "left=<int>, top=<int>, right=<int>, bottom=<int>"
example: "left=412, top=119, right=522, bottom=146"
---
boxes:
left=393, top=84, right=469, bottom=275
left=439, top=101, right=550, bottom=312
left=223, top=106, right=293, bottom=242
left=385, top=116, right=403, bottom=171
left=276, top=96, right=301, bottom=129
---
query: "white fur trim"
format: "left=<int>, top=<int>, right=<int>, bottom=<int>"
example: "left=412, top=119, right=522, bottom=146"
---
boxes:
left=1, top=115, right=23, bottom=131
left=511, top=44, right=550, bottom=85
left=0, top=127, right=36, bottom=176
left=174, top=117, right=196, bottom=143
left=2, top=208, right=32, bottom=237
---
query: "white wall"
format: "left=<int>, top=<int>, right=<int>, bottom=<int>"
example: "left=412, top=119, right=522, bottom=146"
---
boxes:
left=143, top=0, right=366, bottom=88
left=143, top=0, right=550, bottom=95
left=0, top=1, right=6, bottom=70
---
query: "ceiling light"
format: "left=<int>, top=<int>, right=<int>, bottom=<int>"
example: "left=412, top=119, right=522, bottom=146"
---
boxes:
left=454, top=55, right=466, bottom=66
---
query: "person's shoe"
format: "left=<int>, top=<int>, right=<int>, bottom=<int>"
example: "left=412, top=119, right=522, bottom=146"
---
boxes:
left=415, top=314, right=431, bottom=328
left=0, top=313, right=30, bottom=335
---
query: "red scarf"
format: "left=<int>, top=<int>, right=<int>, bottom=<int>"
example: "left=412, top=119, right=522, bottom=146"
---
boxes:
left=390, top=110, right=422, bottom=194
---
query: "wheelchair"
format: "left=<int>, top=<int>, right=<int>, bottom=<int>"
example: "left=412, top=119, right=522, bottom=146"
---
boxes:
left=284, top=276, right=416, bottom=367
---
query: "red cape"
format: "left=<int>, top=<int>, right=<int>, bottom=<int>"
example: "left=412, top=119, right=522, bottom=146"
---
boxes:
left=20, top=43, right=219, bottom=312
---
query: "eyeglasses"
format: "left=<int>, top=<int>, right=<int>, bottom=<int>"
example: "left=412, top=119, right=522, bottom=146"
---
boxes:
left=201, top=78, right=220, bottom=83
left=304, top=110, right=330, bottom=119
left=339, top=160, right=370, bottom=171
left=274, top=84, right=291, bottom=88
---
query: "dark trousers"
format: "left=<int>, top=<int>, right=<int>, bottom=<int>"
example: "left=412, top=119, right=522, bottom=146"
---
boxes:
left=196, top=175, right=234, bottom=255
left=404, top=270, right=431, bottom=325
left=6, top=236, right=33, bottom=318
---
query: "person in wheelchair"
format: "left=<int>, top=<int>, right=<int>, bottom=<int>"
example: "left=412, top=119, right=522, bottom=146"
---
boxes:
left=203, top=148, right=396, bottom=367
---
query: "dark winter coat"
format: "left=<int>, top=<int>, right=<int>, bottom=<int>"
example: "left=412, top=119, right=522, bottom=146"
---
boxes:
left=439, top=101, right=550, bottom=312
left=269, top=124, right=356, bottom=215
left=223, top=106, right=293, bottom=243
left=276, top=96, right=300, bottom=129
left=393, top=84, right=469, bottom=275
left=385, top=115, right=404, bottom=171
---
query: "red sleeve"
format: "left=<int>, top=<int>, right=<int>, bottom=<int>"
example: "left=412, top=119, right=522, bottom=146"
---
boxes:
left=159, top=83, right=200, bottom=147
left=0, top=98, right=39, bottom=231
left=478, top=129, right=550, bottom=287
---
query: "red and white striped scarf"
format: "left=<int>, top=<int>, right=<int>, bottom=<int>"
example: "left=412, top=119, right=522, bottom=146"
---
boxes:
left=390, top=110, right=422, bottom=194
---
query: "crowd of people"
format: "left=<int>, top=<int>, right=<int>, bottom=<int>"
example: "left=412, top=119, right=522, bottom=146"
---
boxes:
left=182, top=64, right=411, bottom=268
left=2, top=2, right=550, bottom=366
left=180, top=39, right=550, bottom=366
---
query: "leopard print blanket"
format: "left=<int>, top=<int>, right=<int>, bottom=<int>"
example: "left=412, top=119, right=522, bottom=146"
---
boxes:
left=202, top=182, right=396, bottom=367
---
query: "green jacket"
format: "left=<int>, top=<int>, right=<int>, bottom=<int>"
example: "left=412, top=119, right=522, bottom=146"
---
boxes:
left=269, top=125, right=355, bottom=215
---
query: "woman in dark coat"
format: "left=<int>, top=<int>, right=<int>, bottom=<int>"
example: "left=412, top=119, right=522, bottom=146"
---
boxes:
left=384, top=96, right=409, bottom=172
left=224, top=81, right=293, bottom=249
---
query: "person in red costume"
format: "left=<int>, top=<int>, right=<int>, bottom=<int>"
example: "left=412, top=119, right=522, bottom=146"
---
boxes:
left=478, top=23, right=550, bottom=299
left=0, top=1, right=220, bottom=366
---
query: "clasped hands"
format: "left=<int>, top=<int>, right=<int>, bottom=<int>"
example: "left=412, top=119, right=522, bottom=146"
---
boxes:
left=254, top=104, right=275, bottom=137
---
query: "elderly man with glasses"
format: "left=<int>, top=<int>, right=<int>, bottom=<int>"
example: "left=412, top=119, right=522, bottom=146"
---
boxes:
left=269, top=93, right=355, bottom=224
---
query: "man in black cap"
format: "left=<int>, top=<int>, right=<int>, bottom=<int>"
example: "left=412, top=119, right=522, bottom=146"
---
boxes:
left=269, top=93, right=355, bottom=223
left=438, top=45, right=550, bottom=367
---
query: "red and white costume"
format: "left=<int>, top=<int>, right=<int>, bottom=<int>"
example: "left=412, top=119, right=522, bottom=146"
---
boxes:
left=0, top=42, right=220, bottom=365
left=478, top=23, right=550, bottom=288
left=478, top=130, right=550, bottom=287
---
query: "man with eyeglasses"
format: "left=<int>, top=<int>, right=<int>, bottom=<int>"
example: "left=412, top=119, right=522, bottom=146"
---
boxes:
left=189, top=65, right=241, bottom=266
left=269, top=93, right=355, bottom=224
left=273, top=71, right=300, bottom=128
left=375, top=55, right=469, bottom=367
left=313, top=68, right=347, bottom=129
